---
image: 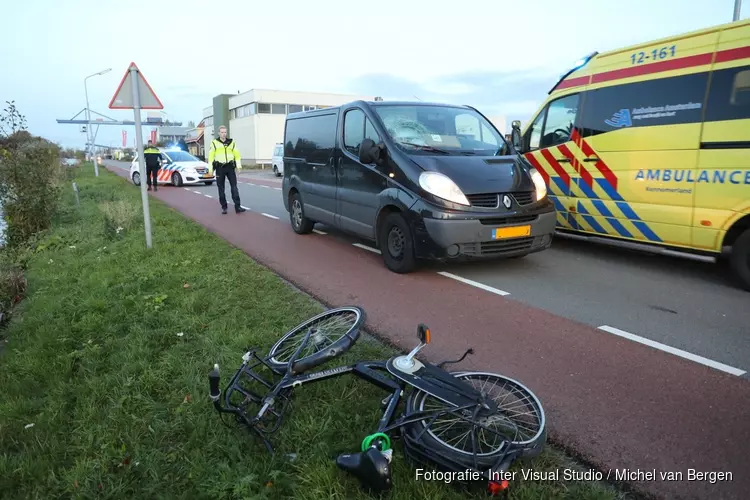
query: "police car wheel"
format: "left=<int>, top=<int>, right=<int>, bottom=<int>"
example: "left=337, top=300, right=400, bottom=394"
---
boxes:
left=729, top=228, right=750, bottom=292
left=171, top=172, right=183, bottom=187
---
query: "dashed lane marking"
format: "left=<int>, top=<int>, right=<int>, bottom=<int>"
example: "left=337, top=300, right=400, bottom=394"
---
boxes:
left=241, top=205, right=251, bottom=210
left=262, top=213, right=279, bottom=219
left=436, top=271, right=511, bottom=296
left=352, top=243, right=381, bottom=254
left=273, top=187, right=282, bottom=191
left=597, top=325, right=746, bottom=377
left=313, top=229, right=327, bottom=235
left=183, top=187, right=191, bottom=191
left=203, top=194, right=213, bottom=198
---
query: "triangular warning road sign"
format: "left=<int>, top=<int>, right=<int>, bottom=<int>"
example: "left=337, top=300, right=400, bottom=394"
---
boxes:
left=108, top=62, right=164, bottom=110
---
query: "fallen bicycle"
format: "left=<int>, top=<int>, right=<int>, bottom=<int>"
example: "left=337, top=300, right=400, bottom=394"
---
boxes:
left=208, top=306, right=546, bottom=496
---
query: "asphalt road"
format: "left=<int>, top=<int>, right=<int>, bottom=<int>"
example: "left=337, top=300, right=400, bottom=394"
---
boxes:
left=111, top=161, right=750, bottom=377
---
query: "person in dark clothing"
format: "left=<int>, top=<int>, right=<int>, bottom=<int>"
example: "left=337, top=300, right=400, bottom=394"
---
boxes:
left=143, top=141, right=162, bottom=191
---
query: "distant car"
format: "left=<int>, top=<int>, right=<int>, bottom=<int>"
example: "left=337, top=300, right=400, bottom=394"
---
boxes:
left=130, top=148, right=215, bottom=187
left=272, top=142, right=284, bottom=177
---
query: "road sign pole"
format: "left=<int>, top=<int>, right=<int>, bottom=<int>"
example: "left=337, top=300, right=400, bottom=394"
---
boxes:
left=130, top=66, right=153, bottom=249
left=734, top=0, right=742, bottom=21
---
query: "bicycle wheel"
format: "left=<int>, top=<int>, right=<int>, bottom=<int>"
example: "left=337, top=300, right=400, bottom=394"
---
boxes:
left=403, top=371, right=546, bottom=466
left=266, top=306, right=365, bottom=373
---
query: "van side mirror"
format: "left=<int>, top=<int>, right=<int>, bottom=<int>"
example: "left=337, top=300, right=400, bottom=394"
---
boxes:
left=359, top=138, right=385, bottom=165
left=510, top=120, right=523, bottom=153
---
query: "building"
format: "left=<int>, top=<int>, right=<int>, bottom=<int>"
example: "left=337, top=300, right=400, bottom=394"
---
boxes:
left=185, top=120, right=205, bottom=159
left=157, top=126, right=190, bottom=145
left=202, top=89, right=376, bottom=166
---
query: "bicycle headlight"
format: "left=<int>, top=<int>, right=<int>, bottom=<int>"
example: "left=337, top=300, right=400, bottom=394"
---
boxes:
left=529, top=167, right=547, bottom=201
left=419, top=171, right=470, bottom=206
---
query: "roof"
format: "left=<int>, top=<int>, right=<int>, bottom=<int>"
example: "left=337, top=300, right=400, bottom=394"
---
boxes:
left=285, top=99, right=472, bottom=119
left=550, top=17, right=750, bottom=95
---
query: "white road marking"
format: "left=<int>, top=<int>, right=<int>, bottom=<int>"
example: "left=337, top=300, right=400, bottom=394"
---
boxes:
left=436, top=271, right=510, bottom=296
left=192, top=190, right=201, bottom=194
left=313, top=229, right=327, bottom=235
left=273, top=187, right=282, bottom=191
left=260, top=185, right=270, bottom=189
left=241, top=205, right=251, bottom=210
left=203, top=194, right=213, bottom=198
left=183, top=187, right=191, bottom=191
left=353, top=243, right=381, bottom=254
left=597, top=325, right=747, bottom=377
left=262, top=213, right=279, bottom=219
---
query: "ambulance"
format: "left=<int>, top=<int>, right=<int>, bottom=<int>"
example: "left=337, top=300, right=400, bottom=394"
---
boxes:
left=510, top=18, right=750, bottom=291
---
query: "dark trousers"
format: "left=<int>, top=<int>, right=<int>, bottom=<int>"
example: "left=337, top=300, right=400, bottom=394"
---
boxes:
left=215, top=164, right=241, bottom=209
left=146, top=165, right=160, bottom=187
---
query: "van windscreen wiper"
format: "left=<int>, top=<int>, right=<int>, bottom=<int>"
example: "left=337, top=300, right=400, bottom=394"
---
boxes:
left=398, top=142, right=451, bottom=154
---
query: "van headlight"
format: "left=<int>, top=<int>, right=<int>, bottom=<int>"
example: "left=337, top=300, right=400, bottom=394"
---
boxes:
left=419, top=171, right=470, bottom=206
left=529, top=167, right=547, bottom=201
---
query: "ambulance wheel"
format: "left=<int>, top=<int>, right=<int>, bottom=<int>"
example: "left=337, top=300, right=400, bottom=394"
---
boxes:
left=729, top=228, right=750, bottom=292
left=172, top=172, right=183, bottom=187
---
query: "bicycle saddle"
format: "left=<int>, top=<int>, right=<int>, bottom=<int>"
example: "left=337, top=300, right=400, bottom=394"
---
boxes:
left=336, top=447, right=392, bottom=493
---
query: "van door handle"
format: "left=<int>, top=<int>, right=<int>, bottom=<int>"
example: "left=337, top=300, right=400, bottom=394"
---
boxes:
left=556, top=158, right=571, bottom=163
left=583, top=157, right=599, bottom=162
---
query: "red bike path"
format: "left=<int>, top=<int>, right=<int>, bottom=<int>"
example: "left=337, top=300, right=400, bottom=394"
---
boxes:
left=107, top=165, right=749, bottom=500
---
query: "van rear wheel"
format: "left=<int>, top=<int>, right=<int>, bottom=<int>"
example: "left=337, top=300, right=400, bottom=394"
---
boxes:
left=378, top=212, right=416, bottom=273
left=290, top=191, right=314, bottom=234
left=729, top=228, right=750, bottom=292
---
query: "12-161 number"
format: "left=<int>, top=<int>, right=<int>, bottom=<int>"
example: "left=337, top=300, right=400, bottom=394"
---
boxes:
left=631, top=45, right=676, bottom=65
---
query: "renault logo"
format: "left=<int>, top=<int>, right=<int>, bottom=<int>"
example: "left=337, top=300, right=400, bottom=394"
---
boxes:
left=502, top=195, right=512, bottom=209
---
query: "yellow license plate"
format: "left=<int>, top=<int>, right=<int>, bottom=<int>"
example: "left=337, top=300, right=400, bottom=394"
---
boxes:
left=492, top=225, right=531, bottom=239
left=202, top=174, right=212, bottom=178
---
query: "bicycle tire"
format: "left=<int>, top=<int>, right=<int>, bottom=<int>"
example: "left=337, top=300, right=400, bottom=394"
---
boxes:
left=402, top=371, right=546, bottom=467
left=266, top=306, right=366, bottom=373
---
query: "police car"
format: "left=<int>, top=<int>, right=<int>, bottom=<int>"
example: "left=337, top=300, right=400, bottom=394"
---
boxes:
left=130, top=147, right=215, bottom=187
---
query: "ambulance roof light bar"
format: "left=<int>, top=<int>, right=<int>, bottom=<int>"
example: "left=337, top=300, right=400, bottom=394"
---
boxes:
left=548, top=51, right=598, bottom=94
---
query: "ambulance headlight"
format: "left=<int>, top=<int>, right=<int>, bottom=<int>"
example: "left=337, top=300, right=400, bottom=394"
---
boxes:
left=529, top=167, right=547, bottom=201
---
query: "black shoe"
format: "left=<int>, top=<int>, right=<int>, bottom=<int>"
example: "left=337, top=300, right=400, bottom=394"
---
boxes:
left=221, top=207, right=228, bottom=214
left=235, top=206, right=246, bottom=213
left=154, top=186, right=158, bottom=191
left=147, top=186, right=152, bottom=191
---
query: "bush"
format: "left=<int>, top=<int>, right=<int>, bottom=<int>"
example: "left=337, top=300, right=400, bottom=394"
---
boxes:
left=99, top=199, right=140, bottom=239
left=0, top=101, right=65, bottom=249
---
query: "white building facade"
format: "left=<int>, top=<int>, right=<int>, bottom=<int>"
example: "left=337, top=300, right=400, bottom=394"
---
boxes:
left=202, top=89, right=376, bottom=166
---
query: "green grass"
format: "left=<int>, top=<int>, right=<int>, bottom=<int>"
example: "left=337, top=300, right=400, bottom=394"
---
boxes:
left=0, top=165, right=636, bottom=499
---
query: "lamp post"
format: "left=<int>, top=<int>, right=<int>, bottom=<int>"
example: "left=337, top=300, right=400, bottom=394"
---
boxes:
left=84, top=68, right=112, bottom=176
left=734, top=0, right=742, bottom=21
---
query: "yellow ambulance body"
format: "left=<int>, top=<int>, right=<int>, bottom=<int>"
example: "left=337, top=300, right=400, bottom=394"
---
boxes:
left=515, top=18, right=750, bottom=290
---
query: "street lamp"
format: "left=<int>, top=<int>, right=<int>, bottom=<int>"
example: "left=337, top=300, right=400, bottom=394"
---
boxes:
left=734, top=0, right=742, bottom=21
left=84, top=68, right=112, bottom=176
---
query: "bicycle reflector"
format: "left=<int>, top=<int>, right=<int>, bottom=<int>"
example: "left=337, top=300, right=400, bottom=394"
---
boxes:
left=417, top=324, right=431, bottom=344
left=488, top=479, right=509, bottom=496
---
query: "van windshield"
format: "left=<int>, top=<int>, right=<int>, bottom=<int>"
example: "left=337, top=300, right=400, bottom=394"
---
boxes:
left=373, top=105, right=507, bottom=155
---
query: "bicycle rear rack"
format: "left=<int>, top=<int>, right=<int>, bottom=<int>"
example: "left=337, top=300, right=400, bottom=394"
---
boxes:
left=221, top=348, right=293, bottom=446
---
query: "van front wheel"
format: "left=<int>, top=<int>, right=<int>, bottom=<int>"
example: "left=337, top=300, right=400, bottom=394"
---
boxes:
left=378, top=212, right=416, bottom=273
left=730, top=228, right=750, bottom=292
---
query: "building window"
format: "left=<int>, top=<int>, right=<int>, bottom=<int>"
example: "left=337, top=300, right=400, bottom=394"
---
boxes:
left=257, top=103, right=271, bottom=113
left=271, top=103, right=287, bottom=114
left=288, top=104, right=303, bottom=113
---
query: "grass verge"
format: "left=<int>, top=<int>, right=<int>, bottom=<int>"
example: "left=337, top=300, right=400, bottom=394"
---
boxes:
left=0, top=165, right=636, bottom=500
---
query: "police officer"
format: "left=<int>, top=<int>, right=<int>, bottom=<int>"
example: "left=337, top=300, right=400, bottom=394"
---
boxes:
left=208, top=125, right=246, bottom=214
left=143, top=140, right=162, bottom=191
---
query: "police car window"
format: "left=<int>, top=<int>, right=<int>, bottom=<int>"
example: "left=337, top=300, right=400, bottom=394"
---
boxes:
left=540, top=94, right=579, bottom=148
left=343, top=109, right=365, bottom=155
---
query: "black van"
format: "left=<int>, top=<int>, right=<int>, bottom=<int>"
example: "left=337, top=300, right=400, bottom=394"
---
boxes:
left=281, top=100, right=556, bottom=273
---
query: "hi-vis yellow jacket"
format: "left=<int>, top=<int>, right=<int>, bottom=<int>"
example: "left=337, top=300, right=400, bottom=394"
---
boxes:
left=208, top=138, right=242, bottom=173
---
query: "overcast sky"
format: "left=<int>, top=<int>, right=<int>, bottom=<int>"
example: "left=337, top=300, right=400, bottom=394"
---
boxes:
left=2, top=0, right=746, bottom=149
